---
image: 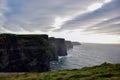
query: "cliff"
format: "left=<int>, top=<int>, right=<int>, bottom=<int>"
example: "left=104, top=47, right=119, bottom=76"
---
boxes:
left=49, top=37, right=58, bottom=61
left=49, top=38, right=82, bottom=61
left=55, top=38, right=67, bottom=56
left=0, top=34, right=50, bottom=72
left=1, top=63, right=120, bottom=80
left=65, top=41, right=73, bottom=50
left=0, top=33, right=71, bottom=71
left=72, top=41, right=81, bottom=46
left=49, top=37, right=67, bottom=61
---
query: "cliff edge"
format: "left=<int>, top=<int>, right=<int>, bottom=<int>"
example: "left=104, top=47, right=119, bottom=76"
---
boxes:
left=0, top=34, right=50, bottom=72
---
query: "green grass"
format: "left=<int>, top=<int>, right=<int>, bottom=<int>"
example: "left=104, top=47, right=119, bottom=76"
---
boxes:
left=0, top=63, right=120, bottom=80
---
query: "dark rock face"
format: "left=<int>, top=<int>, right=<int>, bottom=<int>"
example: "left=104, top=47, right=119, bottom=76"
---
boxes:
left=0, top=34, right=50, bottom=72
left=56, top=38, right=67, bottom=56
left=0, top=34, right=22, bottom=72
left=49, top=37, right=67, bottom=61
left=49, top=37, right=58, bottom=61
left=65, top=41, right=73, bottom=50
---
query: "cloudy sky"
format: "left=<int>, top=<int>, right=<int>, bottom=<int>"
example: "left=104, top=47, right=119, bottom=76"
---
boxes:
left=0, top=0, right=120, bottom=44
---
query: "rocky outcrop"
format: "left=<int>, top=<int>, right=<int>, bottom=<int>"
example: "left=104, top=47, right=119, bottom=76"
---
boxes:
left=65, top=41, right=73, bottom=50
left=0, top=34, right=50, bottom=72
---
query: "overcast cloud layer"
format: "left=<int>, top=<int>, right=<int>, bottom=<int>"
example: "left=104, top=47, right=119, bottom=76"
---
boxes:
left=56, top=0, right=120, bottom=34
left=0, top=0, right=120, bottom=36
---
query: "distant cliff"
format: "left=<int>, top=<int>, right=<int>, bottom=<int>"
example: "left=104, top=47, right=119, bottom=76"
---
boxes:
left=0, top=34, right=50, bottom=72
left=65, top=41, right=73, bottom=50
left=49, top=38, right=81, bottom=61
left=49, top=37, right=67, bottom=61
left=55, top=38, right=67, bottom=56
left=49, top=37, right=58, bottom=61
left=72, top=42, right=81, bottom=46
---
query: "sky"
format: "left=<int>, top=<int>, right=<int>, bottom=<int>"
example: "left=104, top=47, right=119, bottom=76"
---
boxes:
left=0, top=0, right=120, bottom=44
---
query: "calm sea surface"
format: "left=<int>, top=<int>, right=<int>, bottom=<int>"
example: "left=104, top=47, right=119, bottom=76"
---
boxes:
left=50, top=43, right=120, bottom=70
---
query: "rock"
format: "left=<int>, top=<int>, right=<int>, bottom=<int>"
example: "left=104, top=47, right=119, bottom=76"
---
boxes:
left=0, top=34, right=50, bottom=72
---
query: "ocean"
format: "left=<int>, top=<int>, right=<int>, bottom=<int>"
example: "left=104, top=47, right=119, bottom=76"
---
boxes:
left=50, top=43, right=120, bottom=70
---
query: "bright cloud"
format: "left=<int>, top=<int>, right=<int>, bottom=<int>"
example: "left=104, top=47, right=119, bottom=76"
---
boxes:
left=88, top=3, right=103, bottom=11
left=104, top=0, right=112, bottom=3
left=52, top=17, right=70, bottom=30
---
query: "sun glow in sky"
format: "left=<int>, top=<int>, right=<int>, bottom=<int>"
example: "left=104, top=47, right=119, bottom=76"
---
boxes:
left=74, top=34, right=120, bottom=44
left=47, top=30, right=120, bottom=44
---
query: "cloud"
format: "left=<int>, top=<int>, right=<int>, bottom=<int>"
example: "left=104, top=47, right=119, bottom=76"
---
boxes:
left=2, top=0, right=107, bottom=33
left=0, top=0, right=6, bottom=32
left=85, top=17, right=120, bottom=33
left=0, top=0, right=120, bottom=43
left=1, top=0, right=120, bottom=36
left=57, top=0, right=120, bottom=35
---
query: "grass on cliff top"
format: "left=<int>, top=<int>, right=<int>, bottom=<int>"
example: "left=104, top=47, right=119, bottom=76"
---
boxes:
left=0, top=63, right=120, bottom=80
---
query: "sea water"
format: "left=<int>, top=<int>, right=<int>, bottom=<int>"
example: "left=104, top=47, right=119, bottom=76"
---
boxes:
left=50, top=43, right=120, bottom=70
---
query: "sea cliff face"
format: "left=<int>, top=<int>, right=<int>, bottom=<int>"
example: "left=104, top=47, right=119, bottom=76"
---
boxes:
left=65, top=41, right=73, bottom=50
left=72, top=42, right=81, bottom=46
left=49, top=38, right=81, bottom=61
left=0, top=33, right=80, bottom=72
left=49, top=37, right=67, bottom=61
left=55, top=38, right=67, bottom=56
left=0, top=34, right=50, bottom=72
left=49, top=37, right=58, bottom=61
